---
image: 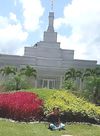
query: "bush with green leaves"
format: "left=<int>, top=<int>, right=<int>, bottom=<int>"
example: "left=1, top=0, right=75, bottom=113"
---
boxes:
left=2, top=77, right=31, bottom=91
left=0, top=65, right=37, bottom=91
left=44, top=90, right=100, bottom=124
left=62, top=80, right=77, bottom=91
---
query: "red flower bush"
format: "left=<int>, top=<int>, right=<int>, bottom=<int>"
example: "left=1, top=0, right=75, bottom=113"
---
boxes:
left=0, top=92, right=44, bottom=121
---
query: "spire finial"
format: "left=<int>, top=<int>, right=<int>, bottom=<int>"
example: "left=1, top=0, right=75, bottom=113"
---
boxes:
left=50, top=0, right=54, bottom=11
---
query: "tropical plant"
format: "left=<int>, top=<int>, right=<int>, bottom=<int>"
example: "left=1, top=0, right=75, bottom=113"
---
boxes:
left=65, top=68, right=76, bottom=81
left=20, top=65, right=37, bottom=78
left=0, top=66, right=15, bottom=76
left=64, top=67, right=100, bottom=105
left=0, top=91, right=44, bottom=121
left=63, top=79, right=76, bottom=90
left=0, top=65, right=37, bottom=91
left=44, top=91, right=100, bottom=124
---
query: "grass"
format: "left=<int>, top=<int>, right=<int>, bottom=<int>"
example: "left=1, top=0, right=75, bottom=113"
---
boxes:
left=0, top=119, right=100, bottom=136
left=24, top=88, right=56, bottom=100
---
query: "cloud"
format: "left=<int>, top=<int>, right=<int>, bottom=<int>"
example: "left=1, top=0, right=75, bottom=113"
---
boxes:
left=14, top=0, right=17, bottom=6
left=0, top=0, right=45, bottom=55
left=0, top=13, right=28, bottom=55
left=55, top=0, right=100, bottom=64
left=9, top=12, right=17, bottom=22
left=0, top=0, right=44, bottom=56
left=19, top=0, right=44, bottom=32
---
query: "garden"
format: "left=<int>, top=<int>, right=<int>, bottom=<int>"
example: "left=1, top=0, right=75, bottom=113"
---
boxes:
left=0, top=66, right=100, bottom=136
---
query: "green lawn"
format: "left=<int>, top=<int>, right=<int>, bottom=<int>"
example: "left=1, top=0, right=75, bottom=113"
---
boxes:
left=24, top=88, right=56, bottom=100
left=0, top=119, right=100, bottom=136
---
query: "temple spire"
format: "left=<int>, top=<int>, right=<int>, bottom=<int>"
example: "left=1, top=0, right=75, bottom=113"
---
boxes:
left=51, top=0, right=54, bottom=11
left=43, top=0, right=57, bottom=42
left=47, top=12, right=54, bottom=32
left=47, top=0, right=55, bottom=32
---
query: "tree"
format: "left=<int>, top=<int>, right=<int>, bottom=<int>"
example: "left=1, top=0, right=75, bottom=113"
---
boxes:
left=0, top=65, right=37, bottom=90
left=76, top=70, right=84, bottom=91
left=20, top=65, right=37, bottom=78
left=64, top=67, right=100, bottom=105
left=64, top=68, right=77, bottom=90
left=20, top=65, right=37, bottom=87
left=84, top=68, right=100, bottom=104
left=65, top=68, right=76, bottom=81
left=0, top=66, right=15, bottom=76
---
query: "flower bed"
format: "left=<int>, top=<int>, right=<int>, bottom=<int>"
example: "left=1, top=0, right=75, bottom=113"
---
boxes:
left=0, top=91, right=44, bottom=121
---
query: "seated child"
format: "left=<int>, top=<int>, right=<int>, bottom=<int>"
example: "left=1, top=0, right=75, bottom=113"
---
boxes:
left=47, top=107, right=65, bottom=130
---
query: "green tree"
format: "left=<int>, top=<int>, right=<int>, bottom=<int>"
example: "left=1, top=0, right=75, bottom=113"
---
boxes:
left=64, top=67, right=100, bottom=105
left=76, top=70, right=84, bottom=91
left=84, top=67, right=100, bottom=105
left=20, top=65, right=37, bottom=87
left=64, top=68, right=77, bottom=90
left=20, top=65, right=37, bottom=78
left=65, top=68, right=77, bottom=81
left=0, top=65, right=37, bottom=91
left=0, top=66, right=15, bottom=77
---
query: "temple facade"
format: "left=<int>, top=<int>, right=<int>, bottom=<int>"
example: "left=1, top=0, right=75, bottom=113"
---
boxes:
left=0, top=12, right=98, bottom=89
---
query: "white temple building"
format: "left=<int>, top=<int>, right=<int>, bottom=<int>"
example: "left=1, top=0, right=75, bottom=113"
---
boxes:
left=0, top=12, right=99, bottom=89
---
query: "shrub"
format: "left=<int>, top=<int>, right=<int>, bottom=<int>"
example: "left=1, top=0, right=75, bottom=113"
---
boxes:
left=1, top=78, right=31, bottom=92
left=0, top=91, right=44, bottom=121
left=44, top=91, right=100, bottom=124
left=63, top=80, right=77, bottom=90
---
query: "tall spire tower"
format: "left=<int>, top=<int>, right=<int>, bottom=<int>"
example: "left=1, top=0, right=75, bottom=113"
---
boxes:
left=47, top=0, right=55, bottom=32
left=43, top=0, right=57, bottom=42
left=47, top=12, right=54, bottom=32
left=51, top=0, right=54, bottom=11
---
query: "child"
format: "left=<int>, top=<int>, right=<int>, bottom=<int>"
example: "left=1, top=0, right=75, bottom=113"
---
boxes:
left=47, top=107, right=65, bottom=130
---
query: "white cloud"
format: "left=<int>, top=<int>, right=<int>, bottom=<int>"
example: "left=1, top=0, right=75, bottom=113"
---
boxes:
left=0, top=0, right=44, bottom=55
left=19, top=0, right=44, bottom=32
left=14, top=0, right=17, bottom=6
left=55, top=0, right=100, bottom=64
left=9, top=12, right=17, bottom=22
left=0, top=14, right=28, bottom=55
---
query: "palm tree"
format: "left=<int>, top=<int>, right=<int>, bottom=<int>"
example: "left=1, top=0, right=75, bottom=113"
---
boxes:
left=65, top=68, right=76, bottom=81
left=76, top=70, right=83, bottom=90
left=0, top=66, right=15, bottom=76
left=0, top=66, right=21, bottom=90
left=20, top=65, right=37, bottom=87
left=64, top=68, right=77, bottom=90
left=83, top=68, right=100, bottom=104
left=20, top=65, right=37, bottom=78
left=0, top=65, right=37, bottom=90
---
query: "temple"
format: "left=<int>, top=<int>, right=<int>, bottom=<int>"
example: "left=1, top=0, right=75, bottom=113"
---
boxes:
left=0, top=11, right=99, bottom=89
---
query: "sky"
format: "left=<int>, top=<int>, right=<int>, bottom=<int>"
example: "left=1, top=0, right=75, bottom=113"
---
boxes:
left=0, top=0, right=100, bottom=64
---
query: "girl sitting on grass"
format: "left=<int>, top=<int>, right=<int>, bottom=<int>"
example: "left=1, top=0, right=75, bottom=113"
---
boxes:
left=47, top=107, right=65, bottom=130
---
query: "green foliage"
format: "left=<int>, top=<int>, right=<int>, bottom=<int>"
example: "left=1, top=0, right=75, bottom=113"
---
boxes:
left=2, top=77, right=31, bottom=91
left=84, top=77, right=100, bottom=104
left=64, top=67, right=100, bottom=104
left=25, top=88, right=100, bottom=123
left=0, top=65, right=37, bottom=91
left=25, top=88, right=56, bottom=100
left=44, top=90, right=100, bottom=122
left=20, top=65, right=37, bottom=78
left=0, top=66, right=15, bottom=76
left=63, top=79, right=77, bottom=90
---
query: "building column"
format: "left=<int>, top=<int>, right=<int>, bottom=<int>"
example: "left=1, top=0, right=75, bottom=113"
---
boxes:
left=60, top=76, right=63, bottom=89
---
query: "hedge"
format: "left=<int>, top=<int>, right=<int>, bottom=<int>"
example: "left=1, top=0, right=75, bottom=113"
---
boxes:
left=44, top=91, right=100, bottom=124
